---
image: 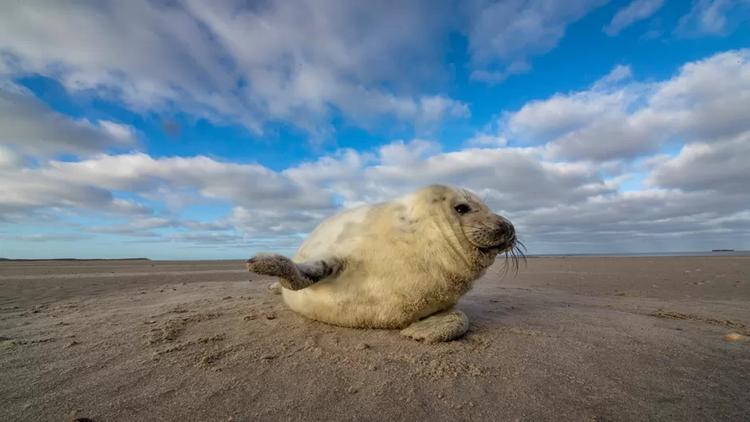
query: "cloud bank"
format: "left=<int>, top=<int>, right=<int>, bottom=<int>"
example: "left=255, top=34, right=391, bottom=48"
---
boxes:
left=1, top=1, right=748, bottom=257
left=2, top=49, right=749, bottom=255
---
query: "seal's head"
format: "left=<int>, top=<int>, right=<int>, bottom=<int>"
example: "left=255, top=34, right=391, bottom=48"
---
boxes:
left=415, top=185, right=523, bottom=271
left=451, top=190, right=516, bottom=252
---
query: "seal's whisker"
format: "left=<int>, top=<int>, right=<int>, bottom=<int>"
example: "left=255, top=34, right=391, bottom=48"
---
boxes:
left=498, top=252, right=508, bottom=278
left=516, top=243, right=528, bottom=264
left=508, top=241, right=527, bottom=276
left=501, top=250, right=514, bottom=278
left=514, top=242, right=527, bottom=263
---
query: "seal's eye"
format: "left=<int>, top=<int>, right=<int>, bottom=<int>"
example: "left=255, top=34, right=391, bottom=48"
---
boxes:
left=454, top=204, right=470, bottom=215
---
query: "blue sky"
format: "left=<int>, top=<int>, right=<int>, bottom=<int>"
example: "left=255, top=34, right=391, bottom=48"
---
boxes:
left=1, top=0, right=749, bottom=259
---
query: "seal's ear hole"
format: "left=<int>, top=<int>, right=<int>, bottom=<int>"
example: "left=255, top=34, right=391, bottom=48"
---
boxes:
left=454, top=204, right=471, bottom=215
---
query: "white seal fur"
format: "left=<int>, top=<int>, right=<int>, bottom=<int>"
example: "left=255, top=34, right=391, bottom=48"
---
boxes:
left=246, top=184, right=520, bottom=342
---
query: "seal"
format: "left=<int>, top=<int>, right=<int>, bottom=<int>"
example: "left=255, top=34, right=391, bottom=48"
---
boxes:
left=246, top=184, right=522, bottom=343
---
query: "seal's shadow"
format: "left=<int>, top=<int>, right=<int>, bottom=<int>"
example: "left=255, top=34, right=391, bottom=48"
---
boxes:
left=459, top=287, right=579, bottom=337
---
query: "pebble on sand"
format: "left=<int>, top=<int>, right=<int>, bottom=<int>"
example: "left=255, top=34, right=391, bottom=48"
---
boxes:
left=723, top=332, right=746, bottom=342
left=355, top=343, right=370, bottom=351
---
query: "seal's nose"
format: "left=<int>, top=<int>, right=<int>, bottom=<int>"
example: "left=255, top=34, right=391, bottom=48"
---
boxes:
left=494, top=217, right=515, bottom=241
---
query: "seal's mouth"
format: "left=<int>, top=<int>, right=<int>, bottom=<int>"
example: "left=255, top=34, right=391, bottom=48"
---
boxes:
left=480, top=236, right=526, bottom=274
left=478, top=233, right=516, bottom=254
left=461, top=215, right=525, bottom=272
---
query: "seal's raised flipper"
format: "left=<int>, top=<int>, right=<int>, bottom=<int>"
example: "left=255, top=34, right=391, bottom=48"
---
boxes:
left=246, top=253, right=342, bottom=290
left=400, top=310, right=469, bottom=343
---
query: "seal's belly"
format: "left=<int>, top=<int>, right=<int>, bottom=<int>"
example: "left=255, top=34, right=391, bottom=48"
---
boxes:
left=281, top=271, right=467, bottom=329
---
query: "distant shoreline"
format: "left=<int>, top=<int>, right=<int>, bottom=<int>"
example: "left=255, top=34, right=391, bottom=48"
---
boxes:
left=1, top=251, right=748, bottom=261
left=528, top=251, right=749, bottom=258
left=0, top=258, right=151, bottom=262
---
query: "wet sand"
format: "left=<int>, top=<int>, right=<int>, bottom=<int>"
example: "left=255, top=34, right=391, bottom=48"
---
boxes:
left=1, top=256, right=748, bottom=421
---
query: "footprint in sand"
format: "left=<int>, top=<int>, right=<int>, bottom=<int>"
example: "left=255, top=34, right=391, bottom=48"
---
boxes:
left=145, top=312, right=222, bottom=345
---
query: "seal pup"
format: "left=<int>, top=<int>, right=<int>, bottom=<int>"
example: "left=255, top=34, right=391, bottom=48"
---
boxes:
left=246, top=184, right=522, bottom=342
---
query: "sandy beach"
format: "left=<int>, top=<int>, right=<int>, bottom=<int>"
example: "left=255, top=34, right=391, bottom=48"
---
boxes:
left=1, top=256, right=748, bottom=421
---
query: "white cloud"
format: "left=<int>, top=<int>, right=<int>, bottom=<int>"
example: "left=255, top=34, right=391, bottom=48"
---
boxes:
left=0, top=139, right=611, bottom=237
left=0, top=82, right=136, bottom=157
left=676, top=0, right=750, bottom=36
left=648, top=131, right=750, bottom=194
left=0, top=168, right=148, bottom=222
left=87, top=216, right=232, bottom=237
left=506, top=88, right=637, bottom=146
left=98, top=121, right=136, bottom=143
left=0, top=0, right=470, bottom=137
left=646, top=49, right=750, bottom=140
left=0, top=145, right=22, bottom=169
left=500, top=49, right=750, bottom=161
left=465, top=134, right=508, bottom=148
left=0, top=0, right=612, bottom=137
left=464, top=0, right=605, bottom=82
left=417, top=96, right=471, bottom=124
left=2, top=124, right=749, bottom=252
left=592, top=64, right=634, bottom=89
left=42, top=153, right=333, bottom=212
left=519, top=191, right=750, bottom=253
left=228, top=207, right=327, bottom=236
left=603, top=0, right=664, bottom=36
left=2, top=34, right=749, bottom=255
left=5, top=233, right=91, bottom=242
left=377, top=139, right=442, bottom=167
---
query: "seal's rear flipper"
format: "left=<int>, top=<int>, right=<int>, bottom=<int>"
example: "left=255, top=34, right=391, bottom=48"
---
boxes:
left=400, top=310, right=469, bottom=343
left=246, top=253, right=342, bottom=290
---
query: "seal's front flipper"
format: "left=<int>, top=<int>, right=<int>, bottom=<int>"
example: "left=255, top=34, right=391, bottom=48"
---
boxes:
left=400, top=310, right=469, bottom=343
left=246, top=253, right=342, bottom=291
